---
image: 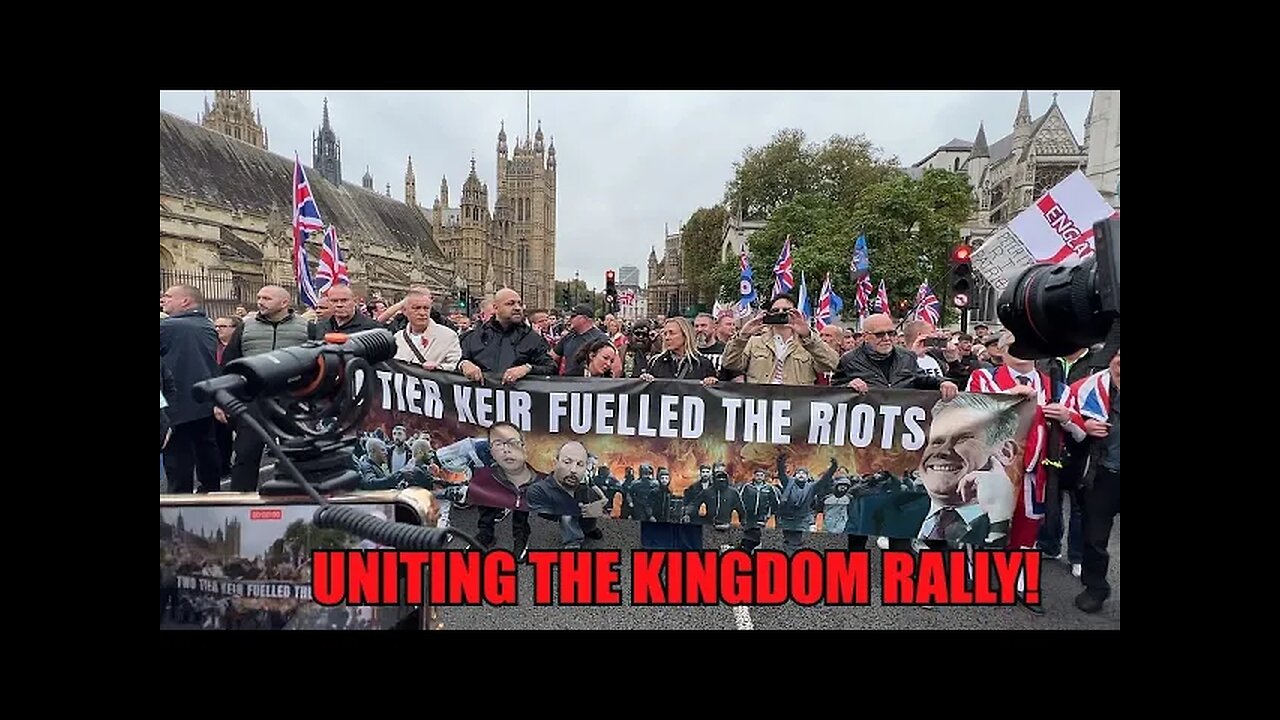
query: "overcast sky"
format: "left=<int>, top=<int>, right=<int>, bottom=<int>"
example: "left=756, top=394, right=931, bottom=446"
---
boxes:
left=159, top=90, right=1093, bottom=289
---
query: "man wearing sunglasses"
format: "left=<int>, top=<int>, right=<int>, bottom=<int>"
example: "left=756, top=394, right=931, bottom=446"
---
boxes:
left=831, top=313, right=959, bottom=553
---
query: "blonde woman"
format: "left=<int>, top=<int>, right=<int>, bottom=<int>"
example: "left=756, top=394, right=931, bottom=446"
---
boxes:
left=638, top=317, right=717, bottom=385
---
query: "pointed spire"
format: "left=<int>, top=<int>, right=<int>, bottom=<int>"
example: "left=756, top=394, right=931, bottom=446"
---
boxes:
left=322, top=97, right=331, bottom=129
left=1051, top=91, right=1059, bottom=106
left=470, top=152, right=477, bottom=176
left=386, top=183, right=391, bottom=197
left=497, top=120, right=508, bottom=155
left=406, top=155, right=415, bottom=179
left=970, top=123, right=989, bottom=159
left=1015, top=90, right=1031, bottom=125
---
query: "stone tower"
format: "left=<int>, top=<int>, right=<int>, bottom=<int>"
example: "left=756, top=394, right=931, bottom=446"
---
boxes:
left=497, top=118, right=556, bottom=309
left=362, top=166, right=374, bottom=191
left=312, top=97, right=342, bottom=186
left=199, top=90, right=268, bottom=149
left=460, top=156, right=491, bottom=293
left=405, top=156, right=416, bottom=209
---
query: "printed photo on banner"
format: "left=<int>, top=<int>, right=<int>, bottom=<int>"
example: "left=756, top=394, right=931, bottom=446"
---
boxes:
left=159, top=504, right=398, bottom=630
left=359, top=360, right=1039, bottom=547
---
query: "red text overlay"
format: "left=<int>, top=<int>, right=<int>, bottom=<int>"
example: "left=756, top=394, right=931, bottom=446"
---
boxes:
left=310, top=549, right=1040, bottom=607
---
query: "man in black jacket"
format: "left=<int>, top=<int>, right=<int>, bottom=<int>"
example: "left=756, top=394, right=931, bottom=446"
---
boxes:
left=458, top=289, right=556, bottom=383
left=308, top=285, right=382, bottom=339
left=160, top=284, right=222, bottom=493
left=830, top=313, right=958, bottom=551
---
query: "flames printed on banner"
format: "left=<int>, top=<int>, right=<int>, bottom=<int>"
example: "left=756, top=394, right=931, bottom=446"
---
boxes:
left=364, top=406, right=922, bottom=496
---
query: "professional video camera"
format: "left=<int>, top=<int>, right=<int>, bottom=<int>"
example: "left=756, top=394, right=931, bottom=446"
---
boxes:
left=997, top=217, right=1120, bottom=359
left=191, top=329, right=480, bottom=552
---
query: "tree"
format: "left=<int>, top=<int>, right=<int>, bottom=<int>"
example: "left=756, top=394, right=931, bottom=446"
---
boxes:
left=282, top=519, right=354, bottom=562
left=849, top=169, right=975, bottom=323
left=553, top=279, right=606, bottom=315
left=712, top=169, right=974, bottom=325
left=679, top=205, right=729, bottom=303
left=723, top=130, right=899, bottom=221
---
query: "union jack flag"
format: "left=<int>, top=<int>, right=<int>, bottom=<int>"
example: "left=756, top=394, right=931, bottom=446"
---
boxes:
left=772, top=235, right=795, bottom=299
left=875, top=280, right=891, bottom=316
left=912, top=282, right=941, bottom=327
left=292, top=154, right=323, bottom=309
left=1062, top=367, right=1113, bottom=442
left=815, top=273, right=844, bottom=331
left=855, top=275, right=874, bottom=317
left=315, top=225, right=350, bottom=292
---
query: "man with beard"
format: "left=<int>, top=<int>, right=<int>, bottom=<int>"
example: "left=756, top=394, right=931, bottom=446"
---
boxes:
left=681, top=465, right=715, bottom=522
left=623, top=320, right=656, bottom=378
left=388, top=425, right=412, bottom=473
left=737, top=467, right=780, bottom=553
left=357, top=438, right=395, bottom=489
left=820, top=474, right=855, bottom=533
left=914, top=394, right=1020, bottom=548
left=526, top=441, right=606, bottom=548
left=442, top=422, right=538, bottom=560
left=688, top=466, right=745, bottom=530
left=458, top=289, right=557, bottom=384
left=694, top=313, right=724, bottom=368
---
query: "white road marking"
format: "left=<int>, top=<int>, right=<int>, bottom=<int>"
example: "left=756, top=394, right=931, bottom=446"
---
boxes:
left=721, top=544, right=754, bottom=630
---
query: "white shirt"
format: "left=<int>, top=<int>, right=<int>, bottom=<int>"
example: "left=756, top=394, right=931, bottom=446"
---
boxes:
left=394, top=322, right=462, bottom=370
left=916, top=354, right=943, bottom=378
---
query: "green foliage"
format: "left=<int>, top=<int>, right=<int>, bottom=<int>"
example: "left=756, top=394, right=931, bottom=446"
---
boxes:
left=680, top=205, right=729, bottom=302
left=553, top=279, right=606, bottom=314
left=694, top=131, right=974, bottom=326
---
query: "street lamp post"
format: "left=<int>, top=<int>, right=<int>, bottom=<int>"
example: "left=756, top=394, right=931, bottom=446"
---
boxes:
left=573, top=270, right=580, bottom=306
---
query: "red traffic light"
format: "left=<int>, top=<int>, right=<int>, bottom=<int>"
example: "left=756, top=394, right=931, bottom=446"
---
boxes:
left=951, top=244, right=972, bottom=263
left=606, top=270, right=616, bottom=282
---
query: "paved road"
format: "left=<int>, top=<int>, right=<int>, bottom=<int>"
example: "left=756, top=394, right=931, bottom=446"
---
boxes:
left=436, top=508, right=1120, bottom=631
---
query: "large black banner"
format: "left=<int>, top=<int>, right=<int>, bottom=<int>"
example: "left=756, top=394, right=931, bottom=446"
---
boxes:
left=358, top=361, right=1037, bottom=544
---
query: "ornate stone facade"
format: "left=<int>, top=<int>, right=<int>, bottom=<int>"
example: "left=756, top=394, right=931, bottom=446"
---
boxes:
left=646, top=228, right=693, bottom=318
left=160, top=109, right=455, bottom=312
left=429, top=119, right=558, bottom=311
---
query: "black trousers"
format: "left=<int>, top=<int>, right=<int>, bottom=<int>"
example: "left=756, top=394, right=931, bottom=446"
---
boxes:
left=163, top=416, right=222, bottom=493
left=1080, top=468, right=1121, bottom=600
left=477, top=507, right=530, bottom=552
left=215, top=418, right=234, bottom=478
left=229, top=409, right=271, bottom=492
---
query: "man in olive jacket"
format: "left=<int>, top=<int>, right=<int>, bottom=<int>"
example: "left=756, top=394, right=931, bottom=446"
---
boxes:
left=219, top=286, right=311, bottom=491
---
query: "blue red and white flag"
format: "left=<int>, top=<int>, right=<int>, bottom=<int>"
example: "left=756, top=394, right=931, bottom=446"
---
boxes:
left=292, top=154, right=323, bottom=308
left=815, top=273, right=844, bottom=331
left=315, top=225, right=350, bottom=292
left=771, top=235, right=795, bottom=299
left=913, top=282, right=941, bottom=327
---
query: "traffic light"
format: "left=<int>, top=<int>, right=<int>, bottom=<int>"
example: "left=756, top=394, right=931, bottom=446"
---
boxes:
left=604, top=269, right=619, bottom=314
left=949, top=243, right=972, bottom=308
left=561, top=287, right=571, bottom=309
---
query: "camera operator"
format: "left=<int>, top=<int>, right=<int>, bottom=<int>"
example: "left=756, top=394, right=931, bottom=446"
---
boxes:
left=216, top=285, right=311, bottom=492
left=722, top=293, right=840, bottom=385
left=1063, top=349, right=1120, bottom=614
left=831, top=313, right=958, bottom=551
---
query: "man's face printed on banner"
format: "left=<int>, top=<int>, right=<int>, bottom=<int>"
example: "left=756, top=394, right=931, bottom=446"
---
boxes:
left=919, top=399, right=1018, bottom=505
left=490, top=425, right=527, bottom=474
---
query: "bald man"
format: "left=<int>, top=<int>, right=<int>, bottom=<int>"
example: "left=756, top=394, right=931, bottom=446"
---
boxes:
left=160, top=284, right=221, bottom=493
left=220, top=285, right=312, bottom=491
left=525, top=441, right=607, bottom=548
left=458, top=288, right=557, bottom=383
left=309, top=284, right=382, bottom=338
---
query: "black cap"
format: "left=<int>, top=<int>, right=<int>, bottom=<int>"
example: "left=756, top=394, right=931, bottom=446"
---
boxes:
left=571, top=304, right=594, bottom=319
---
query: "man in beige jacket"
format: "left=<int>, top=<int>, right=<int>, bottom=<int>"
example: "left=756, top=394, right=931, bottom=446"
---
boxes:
left=721, top=293, right=841, bottom=385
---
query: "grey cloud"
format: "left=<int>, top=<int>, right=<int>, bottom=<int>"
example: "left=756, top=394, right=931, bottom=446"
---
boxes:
left=160, top=90, right=1094, bottom=289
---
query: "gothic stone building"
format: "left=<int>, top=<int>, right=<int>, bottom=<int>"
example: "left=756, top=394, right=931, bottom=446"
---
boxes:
left=426, top=120, right=558, bottom=310
left=646, top=228, right=693, bottom=318
left=913, top=90, right=1118, bottom=320
left=160, top=105, right=455, bottom=316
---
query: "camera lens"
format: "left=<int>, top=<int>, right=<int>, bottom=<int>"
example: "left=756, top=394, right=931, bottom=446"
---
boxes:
left=996, top=257, right=1114, bottom=359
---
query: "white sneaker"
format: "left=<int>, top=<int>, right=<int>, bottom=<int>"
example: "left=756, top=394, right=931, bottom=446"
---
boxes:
left=1072, top=563, right=1082, bottom=578
left=876, top=536, right=890, bottom=550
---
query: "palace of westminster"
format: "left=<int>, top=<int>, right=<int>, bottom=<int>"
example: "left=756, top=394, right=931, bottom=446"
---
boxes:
left=160, top=90, right=558, bottom=313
